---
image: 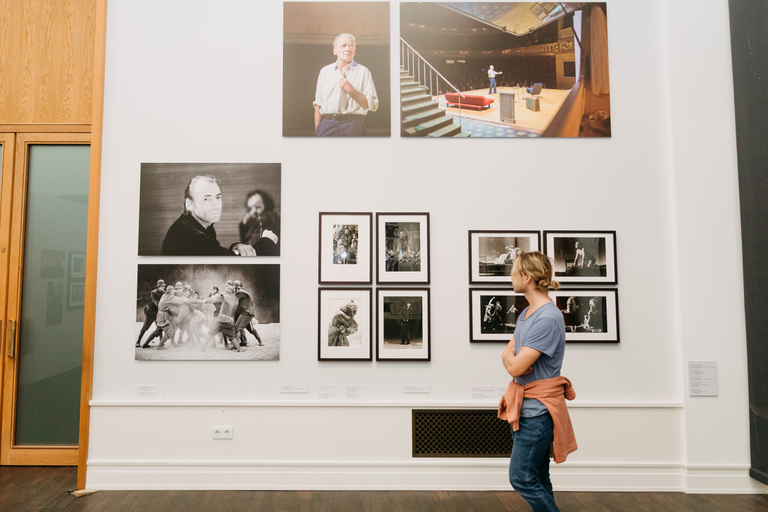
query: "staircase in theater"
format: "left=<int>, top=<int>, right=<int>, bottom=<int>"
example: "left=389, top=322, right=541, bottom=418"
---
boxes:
left=401, top=67, right=470, bottom=138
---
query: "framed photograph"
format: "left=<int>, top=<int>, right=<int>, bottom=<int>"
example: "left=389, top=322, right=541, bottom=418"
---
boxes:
left=68, top=252, right=86, bottom=279
left=552, top=289, right=619, bottom=343
left=468, top=230, right=540, bottom=284
left=376, top=213, right=430, bottom=284
left=318, top=288, right=372, bottom=361
left=376, top=288, right=430, bottom=361
left=400, top=2, right=611, bottom=138
left=469, top=289, right=529, bottom=342
left=138, top=163, right=281, bottom=257
left=543, top=231, right=617, bottom=284
left=283, top=2, right=391, bottom=137
left=135, top=264, right=280, bottom=361
left=67, top=280, right=85, bottom=309
left=318, top=212, right=372, bottom=284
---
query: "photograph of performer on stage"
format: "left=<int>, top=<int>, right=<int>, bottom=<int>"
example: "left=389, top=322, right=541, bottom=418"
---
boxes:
left=384, top=222, right=421, bottom=272
left=138, top=163, right=281, bottom=257
left=135, top=264, right=280, bottom=361
left=283, top=2, right=391, bottom=137
left=400, top=2, right=610, bottom=138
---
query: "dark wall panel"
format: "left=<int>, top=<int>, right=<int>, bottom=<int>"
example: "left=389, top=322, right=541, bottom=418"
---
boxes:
left=729, top=0, right=768, bottom=486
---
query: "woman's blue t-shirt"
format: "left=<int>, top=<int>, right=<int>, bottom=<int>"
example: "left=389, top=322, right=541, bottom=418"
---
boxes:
left=513, top=301, right=566, bottom=417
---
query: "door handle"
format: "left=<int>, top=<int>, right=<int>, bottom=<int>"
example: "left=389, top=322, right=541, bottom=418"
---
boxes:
left=7, top=320, right=15, bottom=358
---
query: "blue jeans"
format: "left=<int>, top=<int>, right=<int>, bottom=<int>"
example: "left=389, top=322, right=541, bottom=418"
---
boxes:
left=489, top=77, right=497, bottom=94
left=508, top=412, right=559, bottom=512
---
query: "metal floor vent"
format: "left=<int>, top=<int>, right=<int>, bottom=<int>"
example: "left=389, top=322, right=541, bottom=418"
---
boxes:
left=412, top=409, right=511, bottom=458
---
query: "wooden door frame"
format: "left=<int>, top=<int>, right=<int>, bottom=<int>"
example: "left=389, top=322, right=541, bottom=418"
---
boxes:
left=0, top=133, right=91, bottom=466
left=76, top=0, right=107, bottom=490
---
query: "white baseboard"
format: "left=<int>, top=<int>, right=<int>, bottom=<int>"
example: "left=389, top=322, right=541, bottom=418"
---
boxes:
left=85, top=460, right=768, bottom=493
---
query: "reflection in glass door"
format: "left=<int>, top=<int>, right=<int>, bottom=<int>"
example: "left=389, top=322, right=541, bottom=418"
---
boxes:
left=1, top=133, right=90, bottom=465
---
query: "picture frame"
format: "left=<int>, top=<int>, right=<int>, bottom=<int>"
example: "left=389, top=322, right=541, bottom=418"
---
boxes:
left=469, top=289, right=529, bottom=342
left=318, top=288, right=373, bottom=361
left=543, top=231, right=617, bottom=285
left=552, top=289, right=619, bottom=343
left=376, top=212, right=430, bottom=284
left=138, top=163, right=282, bottom=257
left=67, top=280, right=85, bottom=308
left=318, top=212, right=372, bottom=284
left=376, top=288, right=430, bottom=361
left=135, top=263, right=281, bottom=361
left=41, top=250, right=65, bottom=279
left=468, top=230, right=541, bottom=284
left=68, top=252, right=86, bottom=279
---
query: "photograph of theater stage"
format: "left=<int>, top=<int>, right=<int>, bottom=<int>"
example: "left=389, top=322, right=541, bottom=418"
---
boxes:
left=400, top=2, right=610, bottom=138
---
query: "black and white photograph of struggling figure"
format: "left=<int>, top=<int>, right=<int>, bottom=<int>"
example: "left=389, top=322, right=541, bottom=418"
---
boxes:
left=332, top=224, right=359, bottom=265
left=479, top=294, right=528, bottom=335
left=283, top=2, right=391, bottom=137
left=327, top=299, right=361, bottom=347
left=382, top=296, right=423, bottom=348
left=556, top=295, right=608, bottom=333
left=477, top=237, right=530, bottom=277
left=384, top=222, right=421, bottom=272
left=138, top=163, right=281, bottom=257
left=135, top=264, right=280, bottom=361
left=552, top=237, right=607, bottom=277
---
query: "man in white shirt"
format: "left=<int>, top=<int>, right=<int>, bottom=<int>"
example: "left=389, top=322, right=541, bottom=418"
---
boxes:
left=313, top=33, right=379, bottom=136
left=488, top=65, right=502, bottom=94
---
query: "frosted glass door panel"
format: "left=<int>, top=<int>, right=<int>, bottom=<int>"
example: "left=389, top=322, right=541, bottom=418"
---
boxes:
left=14, top=144, right=89, bottom=446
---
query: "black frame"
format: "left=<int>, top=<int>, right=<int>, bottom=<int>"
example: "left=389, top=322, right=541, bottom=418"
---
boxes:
left=468, top=289, right=529, bottom=343
left=318, top=287, right=373, bottom=361
left=376, top=212, right=430, bottom=285
left=318, top=212, right=373, bottom=285
left=543, top=230, right=618, bottom=285
left=376, top=287, right=431, bottom=361
left=468, top=230, right=541, bottom=284
left=551, top=288, right=620, bottom=343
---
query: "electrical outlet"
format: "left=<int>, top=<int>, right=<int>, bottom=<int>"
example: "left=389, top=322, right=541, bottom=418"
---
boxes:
left=212, top=426, right=234, bottom=439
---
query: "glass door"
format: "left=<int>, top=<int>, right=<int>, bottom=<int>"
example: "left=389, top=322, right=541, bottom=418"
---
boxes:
left=0, top=133, right=90, bottom=465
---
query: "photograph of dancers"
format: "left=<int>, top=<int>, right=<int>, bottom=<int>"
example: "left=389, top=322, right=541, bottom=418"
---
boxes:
left=551, top=289, right=619, bottom=343
left=135, top=264, right=280, bottom=360
left=283, top=2, right=391, bottom=137
left=400, top=2, right=610, bottom=138
left=469, top=289, right=529, bottom=342
left=469, top=230, right=540, bottom=283
left=138, top=163, right=281, bottom=256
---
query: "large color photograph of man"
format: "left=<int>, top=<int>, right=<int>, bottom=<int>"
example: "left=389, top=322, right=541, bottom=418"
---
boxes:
left=138, top=163, right=281, bottom=257
left=400, top=2, right=610, bottom=138
left=283, top=2, right=391, bottom=137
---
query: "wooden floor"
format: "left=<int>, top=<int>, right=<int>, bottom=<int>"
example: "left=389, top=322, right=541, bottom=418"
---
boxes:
left=2, top=467, right=768, bottom=512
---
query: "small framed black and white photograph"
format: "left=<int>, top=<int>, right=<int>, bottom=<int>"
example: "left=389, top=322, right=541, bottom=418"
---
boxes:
left=469, top=289, right=529, bottom=342
left=543, top=231, right=617, bottom=284
left=376, top=212, right=430, bottom=284
left=318, top=288, right=372, bottom=361
left=468, top=230, right=540, bottom=284
left=552, top=289, right=619, bottom=343
left=376, top=288, right=430, bottom=361
left=318, top=212, right=372, bottom=284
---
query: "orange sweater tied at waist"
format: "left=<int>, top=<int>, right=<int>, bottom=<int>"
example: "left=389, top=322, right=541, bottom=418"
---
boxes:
left=497, top=375, right=578, bottom=463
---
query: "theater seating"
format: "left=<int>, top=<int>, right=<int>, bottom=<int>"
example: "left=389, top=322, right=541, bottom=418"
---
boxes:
left=444, top=93, right=494, bottom=110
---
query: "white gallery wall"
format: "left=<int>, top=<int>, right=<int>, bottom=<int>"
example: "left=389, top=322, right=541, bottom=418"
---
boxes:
left=86, top=0, right=768, bottom=492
